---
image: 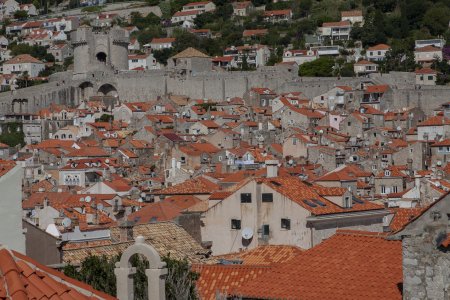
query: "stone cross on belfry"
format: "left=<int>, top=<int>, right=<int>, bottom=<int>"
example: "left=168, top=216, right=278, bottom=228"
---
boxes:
left=115, top=236, right=167, bottom=300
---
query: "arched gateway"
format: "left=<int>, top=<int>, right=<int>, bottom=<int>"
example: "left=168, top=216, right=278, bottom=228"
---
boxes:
left=115, top=236, right=167, bottom=300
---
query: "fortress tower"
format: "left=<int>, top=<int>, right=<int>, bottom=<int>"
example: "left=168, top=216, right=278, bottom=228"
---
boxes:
left=71, top=25, right=129, bottom=77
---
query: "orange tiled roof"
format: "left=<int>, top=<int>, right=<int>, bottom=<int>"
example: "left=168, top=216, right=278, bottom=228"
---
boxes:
left=389, top=207, right=428, bottom=232
left=215, top=245, right=303, bottom=265
left=154, top=177, right=220, bottom=195
left=127, top=201, right=182, bottom=224
left=230, top=230, right=402, bottom=299
left=367, top=43, right=390, bottom=51
left=0, top=248, right=114, bottom=300
left=418, top=115, right=450, bottom=127
left=256, top=176, right=383, bottom=215
left=341, top=10, right=363, bottom=17
left=365, top=85, right=389, bottom=93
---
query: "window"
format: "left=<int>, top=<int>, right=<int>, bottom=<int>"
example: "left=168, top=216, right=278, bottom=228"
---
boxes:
left=262, top=224, right=270, bottom=236
left=240, top=193, right=252, bottom=203
left=292, top=138, right=297, bottom=145
left=344, top=196, right=351, bottom=208
left=381, top=185, right=386, bottom=194
left=231, top=219, right=241, bottom=229
left=262, top=193, right=273, bottom=202
left=347, top=122, right=351, bottom=126
left=378, top=51, right=381, bottom=55
left=428, top=75, right=434, bottom=81
left=281, top=218, right=291, bottom=230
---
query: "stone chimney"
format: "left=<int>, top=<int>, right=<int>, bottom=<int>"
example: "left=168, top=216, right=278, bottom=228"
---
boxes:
left=266, top=160, right=279, bottom=178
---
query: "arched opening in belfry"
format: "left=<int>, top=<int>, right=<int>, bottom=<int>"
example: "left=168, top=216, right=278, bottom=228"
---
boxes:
left=96, top=52, right=107, bottom=63
left=97, top=83, right=118, bottom=97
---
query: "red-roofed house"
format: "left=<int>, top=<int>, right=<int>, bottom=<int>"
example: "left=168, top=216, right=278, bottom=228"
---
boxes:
left=319, top=20, right=352, bottom=40
left=282, top=49, right=318, bottom=65
left=148, top=37, right=176, bottom=50
left=263, top=9, right=292, bottom=23
left=128, top=53, right=160, bottom=70
left=341, top=10, right=363, bottom=23
left=367, top=43, right=390, bottom=61
left=201, top=171, right=387, bottom=254
left=415, top=68, right=437, bottom=85
left=414, top=45, right=442, bottom=64
left=354, top=59, right=378, bottom=75
left=232, top=1, right=254, bottom=16
left=3, top=54, right=45, bottom=77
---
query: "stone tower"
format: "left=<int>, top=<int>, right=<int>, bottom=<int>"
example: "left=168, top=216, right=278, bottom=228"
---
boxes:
left=71, top=25, right=129, bottom=77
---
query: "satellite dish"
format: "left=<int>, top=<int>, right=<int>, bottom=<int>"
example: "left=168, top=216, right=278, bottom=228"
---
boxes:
left=85, top=196, right=92, bottom=203
left=97, top=203, right=104, bottom=211
left=241, top=227, right=253, bottom=240
left=79, top=197, right=85, bottom=202
left=397, top=126, right=402, bottom=131
left=30, top=209, right=36, bottom=217
left=105, top=159, right=110, bottom=164
left=62, top=217, right=72, bottom=228
left=48, top=174, right=52, bottom=178
left=140, top=192, right=146, bottom=198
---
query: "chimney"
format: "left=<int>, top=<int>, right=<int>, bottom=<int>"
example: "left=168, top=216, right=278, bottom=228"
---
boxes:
left=415, top=176, right=421, bottom=192
left=171, top=157, right=176, bottom=170
left=43, top=197, right=49, bottom=207
left=266, top=160, right=279, bottom=178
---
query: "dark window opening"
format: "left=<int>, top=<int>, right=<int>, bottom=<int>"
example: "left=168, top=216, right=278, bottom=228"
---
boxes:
left=240, top=193, right=252, bottom=203
left=281, top=218, right=291, bottom=230
left=231, top=219, right=241, bottom=229
left=262, top=193, right=273, bottom=202
left=96, top=52, right=107, bottom=63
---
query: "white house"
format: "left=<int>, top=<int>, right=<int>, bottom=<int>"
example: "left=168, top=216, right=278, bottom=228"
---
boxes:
left=354, top=59, right=378, bottom=75
left=182, top=1, right=216, bottom=13
left=232, top=1, right=254, bottom=17
left=282, top=49, right=318, bottom=65
left=148, top=37, right=175, bottom=50
left=367, top=44, right=390, bottom=61
left=128, top=53, right=160, bottom=70
left=415, top=68, right=437, bottom=86
left=340, top=10, right=363, bottom=24
left=3, top=54, right=45, bottom=77
left=319, top=21, right=352, bottom=40
left=414, top=45, right=442, bottom=64
left=224, top=44, right=271, bottom=68
left=417, top=115, right=450, bottom=141
left=171, top=10, right=200, bottom=23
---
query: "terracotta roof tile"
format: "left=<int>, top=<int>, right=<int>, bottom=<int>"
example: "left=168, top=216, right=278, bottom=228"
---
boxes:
left=229, top=230, right=402, bottom=299
left=0, top=248, right=113, bottom=300
left=154, top=177, right=220, bottom=195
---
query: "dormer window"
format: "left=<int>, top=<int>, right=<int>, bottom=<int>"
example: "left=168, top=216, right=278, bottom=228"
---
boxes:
left=385, top=170, right=391, bottom=176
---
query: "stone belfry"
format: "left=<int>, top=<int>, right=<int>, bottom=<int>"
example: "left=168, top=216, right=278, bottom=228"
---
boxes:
left=71, top=25, right=129, bottom=78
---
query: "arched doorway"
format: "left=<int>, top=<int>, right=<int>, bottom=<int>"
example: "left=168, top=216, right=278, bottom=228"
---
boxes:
left=97, top=83, right=118, bottom=97
left=96, top=52, right=107, bottom=64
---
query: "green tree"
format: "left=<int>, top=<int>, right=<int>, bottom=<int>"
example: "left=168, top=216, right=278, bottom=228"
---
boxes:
left=13, top=10, right=28, bottom=19
left=299, top=57, right=335, bottom=77
left=63, top=255, right=199, bottom=300
left=422, top=3, right=450, bottom=36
